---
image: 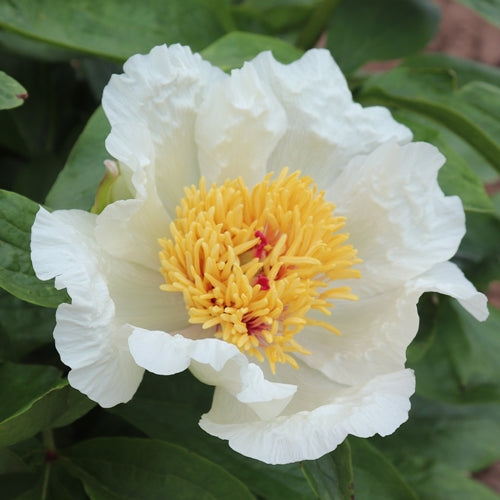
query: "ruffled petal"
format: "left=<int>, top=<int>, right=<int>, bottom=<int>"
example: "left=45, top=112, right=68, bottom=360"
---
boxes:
left=298, top=288, right=418, bottom=385
left=408, top=261, right=488, bottom=321
left=102, top=44, right=225, bottom=215
left=298, top=262, right=487, bottom=387
left=245, top=49, right=412, bottom=184
left=200, top=369, right=415, bottom=464
left=328, top=141, right=465, bottom=296
left=128, top=328, right=297, bottom=420
left=195, top=61, right=287, bottom=187
left=30, top=208, right=143, bottom=406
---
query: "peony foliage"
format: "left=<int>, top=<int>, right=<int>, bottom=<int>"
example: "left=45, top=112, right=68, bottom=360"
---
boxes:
left=1, top=1, right=500, bottom=498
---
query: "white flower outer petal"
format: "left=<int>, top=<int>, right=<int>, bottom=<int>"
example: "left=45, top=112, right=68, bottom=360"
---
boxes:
left=328, top=141, right=465, bottom=296
left=30, top=208, right=144, bottom=407
left=128, top=328, right=297, bottom=420
left=94, top=197, right=189, bottom=332
left=95, top=197, right=170, bottom=270
left=246, top=49, right=412, bottom=186
left=195, top=60, right=287, bottom=187
left=102, top=44, right=225, bottom=214
left=410, top=261, right=488, bottom=321
left=199, top=369, right=415, bottom=464
left=298, top=261, right=488, bottom=386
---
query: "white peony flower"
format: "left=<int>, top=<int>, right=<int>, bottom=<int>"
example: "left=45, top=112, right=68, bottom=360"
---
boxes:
left=31, top=44, right=488, bottom=465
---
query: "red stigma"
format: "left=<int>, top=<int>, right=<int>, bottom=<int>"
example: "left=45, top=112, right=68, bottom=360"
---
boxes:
left=254, top=230, right=268, bottom=259
left=256, top=273, right=270, bottom=290
left=245, top=315, right=271, bottom=339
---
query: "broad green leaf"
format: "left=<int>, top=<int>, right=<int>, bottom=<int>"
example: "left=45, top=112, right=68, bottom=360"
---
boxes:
left=0, top=449, right=30, bottom=474
left=0, top=471, right=42, bottom=500
left=0, top=289, right=55, bottom=361
left=109, top=372, right=314, bottom=500
left=412, top=300, right=499, bottom=403
left=0, top=30, right=78, bottom=62
left=360, top=67, right=500, bottom=175
left=232, top=0, right=320, bottom=35
left=349, top=438, right=417, bottom=499
left=0, top=190, right=69, bottom=307
left=46, top=107, right=109, bottom=210
left=327, top=0, right=440, bottom=74
left=0, top=0, right=232, bottom=61
left=0, top=460, right=88, bottom=500
left=0, top=71, right=28, bottom=110
left=460, top=211, right=500, bottom=262
left=403, top=52, right=500, bottom=88
left=396, top=458, right=500, bottom=500
left=454, top=0, right=500, bottom=29
left=300, top=441, right=354, bottom=500
left=372, top=396, right=500, bottom=472
left=62, top=437, right=255, bottom=500
left=0, top=363, right=95, bottom=448
left=392, top=110, right=495, bottom=214
left=201, top=31, right=303, bottom=72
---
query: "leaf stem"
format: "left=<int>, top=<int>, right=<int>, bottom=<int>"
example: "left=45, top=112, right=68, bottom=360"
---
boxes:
left=295, top=0, right=341, bottom=50
left=41, top=429, right=56, bottom=500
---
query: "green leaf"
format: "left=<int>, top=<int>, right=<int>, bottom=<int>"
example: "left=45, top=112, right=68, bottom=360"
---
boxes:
left=109, top=372, right=314, bottom=500
left=300, top=441, right=354, bottom=500
left=0, top=471, right=42, bottom=500
left=232, top=0, right=320, bottom=35
left=201, top=31, right=303, bottom=72
left=0, top=189, right=69, bottom=307
left=0, top=289, right=55, bottom=361
left=0, top=363, right=94, bottom=448
left=459, top=212, right=500, bottom=269
left=411, top=300, right=500, bottom=404
left=403, top=52, right=500, bottom=88
left=454, top=0, right=500, bottom=29
left=0, top=0, right=232, bottom=61
left=360, top=67, right=500, bottom=175
left=397, top=458, right=500, bottom=500
left=62, top=437, right=255, bottom=500
left=327, top=0, right=440, bottom=74
left=372, top=396, right=500, bottom=472
left=0, top=71, right=28, bottom=110
left=392, top=110, right=495, bottom=214
left=349, top=438, right=418, bottom=499
left=0, top=457, right=88, bottom=500
left=0, top=448, right=30, bottom=474
left=46, top=107, right=109, bottom=210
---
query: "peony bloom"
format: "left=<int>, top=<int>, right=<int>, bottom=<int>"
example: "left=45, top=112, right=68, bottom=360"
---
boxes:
left=31, top=44, right=488, bottom=464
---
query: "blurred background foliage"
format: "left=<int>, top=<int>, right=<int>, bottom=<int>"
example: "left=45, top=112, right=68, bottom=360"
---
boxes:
left=1, top=0, right=500, bottom=498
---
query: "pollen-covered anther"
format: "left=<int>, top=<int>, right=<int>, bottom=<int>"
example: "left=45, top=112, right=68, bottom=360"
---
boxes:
left=158, top=168, right=361, bottom=373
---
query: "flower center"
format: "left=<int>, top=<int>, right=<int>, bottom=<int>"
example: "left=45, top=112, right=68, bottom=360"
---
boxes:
left=158, top=168, right=361, bottom=373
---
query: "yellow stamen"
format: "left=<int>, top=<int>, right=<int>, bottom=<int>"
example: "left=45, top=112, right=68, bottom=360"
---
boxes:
left=159, top=168, right=361, bottom=373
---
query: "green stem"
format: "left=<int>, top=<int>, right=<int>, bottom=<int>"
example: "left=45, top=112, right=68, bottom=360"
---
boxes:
left=41, top=429, right=56, bottom=500
left=42, top=428, right=56, bottom=451
left=41, top=464, right=51, bottom=500
left=295, top=0, right=342, bottom=50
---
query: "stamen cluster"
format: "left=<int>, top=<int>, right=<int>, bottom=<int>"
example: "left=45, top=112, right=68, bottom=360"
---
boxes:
left=159, top=169, right=360, bottom=372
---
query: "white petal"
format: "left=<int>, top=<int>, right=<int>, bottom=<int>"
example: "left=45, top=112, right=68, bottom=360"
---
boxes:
left=196, top=61, right=287, bottom=186
left=200, top=369, right=415, bottom=464
left=31, top=208, right=143, bottom=406
left=95, top=197, right=170, bottom=270
left=246, top=49, right=411, bottom=184
left=328, top=141, right=465, bottom=296
left=409, top=261, right=488, bottom=321
left=94, top=197, right=189, bottom=332
left=128, top=328, right=296, bottom=420
left=103, top=44, right=225, bottom=215
left=298, top=288, right=418, bottom=385
left=298, top=262, right=487, bottom=387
